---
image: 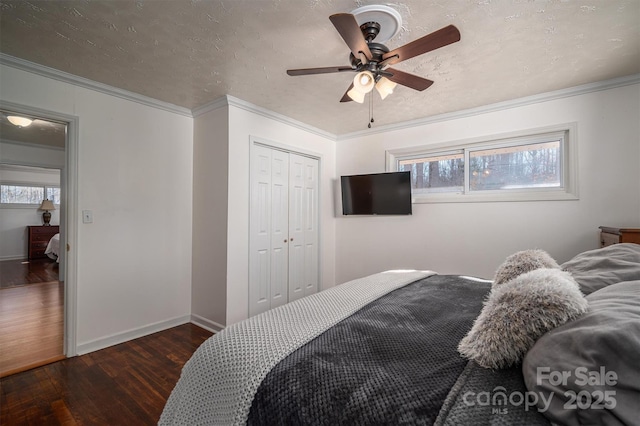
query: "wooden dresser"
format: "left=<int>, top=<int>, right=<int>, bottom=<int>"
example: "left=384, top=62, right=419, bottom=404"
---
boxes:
left=27, top=225, right=59, bottom=260
left=599, top=226, right=640, bottom=247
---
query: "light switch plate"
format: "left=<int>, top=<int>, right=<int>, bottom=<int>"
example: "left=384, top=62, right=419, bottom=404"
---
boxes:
left=82, top=210, right=93, bottom=223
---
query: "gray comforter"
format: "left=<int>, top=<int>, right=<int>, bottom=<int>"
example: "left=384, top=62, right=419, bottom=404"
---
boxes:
left=247, top=275, right=550, bottom=425
left=160, top=270, right=434, bottom=425
left=161, top=271, right=551, bottom=425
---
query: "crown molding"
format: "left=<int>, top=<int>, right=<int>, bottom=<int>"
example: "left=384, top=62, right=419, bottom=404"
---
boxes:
left=338, top=73, right=640, bottom=140
left=191, top=96, right=229, bottom=117
left=228, top=95, right=336, bottom=140
left=0, top=53, right=193, bottom=118
left=194, top=95, right=337, bottom=141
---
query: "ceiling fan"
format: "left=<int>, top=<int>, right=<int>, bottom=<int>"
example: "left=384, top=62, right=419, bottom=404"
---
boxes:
left=286, top=6, right=461, bottom=104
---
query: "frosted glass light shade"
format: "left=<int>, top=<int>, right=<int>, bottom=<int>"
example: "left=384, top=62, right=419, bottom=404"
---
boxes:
left=7, top=116, right=33, bottom=127
left=347, top=87, right=366, bottom=103
left=375, top=77, right=397, bottom=100
left=353, top=71, right=375, bottom=93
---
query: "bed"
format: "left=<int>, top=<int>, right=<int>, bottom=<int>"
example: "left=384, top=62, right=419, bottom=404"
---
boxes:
left=45, top=233, right=60, bottom=262
left=160, top=244, right=640, bottom=426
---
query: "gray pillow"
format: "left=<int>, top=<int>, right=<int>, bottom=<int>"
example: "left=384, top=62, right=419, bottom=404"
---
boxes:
left=561, top=243, right=640, bottom=295
left=458, top=268, right=588, bottom=369
left=493, top=249, right=560, bottom=287
left=522, top=280, right=640, bottom=426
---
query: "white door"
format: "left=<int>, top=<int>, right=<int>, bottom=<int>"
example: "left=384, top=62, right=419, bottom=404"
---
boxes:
left=288, top=154, right=305, bottom=302
left=302, top=156, right=319, bottom=297
left=288, top=154, right=319, bottom=300
left=249, top=146, right=290, bottom=316
left=269, top=150, right=289, bottom=309
left=249, top=145, right=274, bottom=316
left=249, top=145, right=319, bottom=317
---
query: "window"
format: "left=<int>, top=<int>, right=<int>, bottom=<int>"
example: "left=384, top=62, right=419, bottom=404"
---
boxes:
left=1, top=184, right=60, bottom=206
left=386, top=123, right=578, bottom=203
left=469, top=140, right=561, bottom=191
left=46, top=187, right=61, bottom=204
left=398, top=152, right=464, bottom=194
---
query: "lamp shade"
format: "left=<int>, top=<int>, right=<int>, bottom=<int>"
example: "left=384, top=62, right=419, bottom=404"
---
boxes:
left=375, top=77, right=397, bottom=100
left=39, top=199, right=56, bottom=211
left=7, top=116, right=33, bottom=127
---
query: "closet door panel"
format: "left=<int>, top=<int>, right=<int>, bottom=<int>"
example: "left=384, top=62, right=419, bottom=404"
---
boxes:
left=288, top=154, right=305, bottom=302
left=269, top=150, right=290, bottom=308
left=249, top=145, right=273, bottom=316
left=303, top=157, right=319, bottom=296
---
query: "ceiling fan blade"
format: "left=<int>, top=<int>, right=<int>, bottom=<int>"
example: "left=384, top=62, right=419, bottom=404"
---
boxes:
left=329, top=13, right=372, bottom=61
left=287, top=66, right=353, bottom=76
left=340, top=83, right=354, bottom=102
left=382, top=25, right=460, bottom=66
left=385, top=68, right=434, bottom=91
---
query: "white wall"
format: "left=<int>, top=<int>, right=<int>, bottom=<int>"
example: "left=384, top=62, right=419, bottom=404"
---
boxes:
left=0, top=64, right=194, bottom=353
left=336, top=83, right=640, bottom=283
left=0, top=141, right=65, bottom=169
left=225, top=101, right=337, bottom=325
left=191, top=105, right=229, bottom=329
left=0, top=164, right=61, bottom=260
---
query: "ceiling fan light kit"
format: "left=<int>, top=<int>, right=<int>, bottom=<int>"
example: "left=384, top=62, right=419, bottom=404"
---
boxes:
left=347, top=73, right=398, bottom=103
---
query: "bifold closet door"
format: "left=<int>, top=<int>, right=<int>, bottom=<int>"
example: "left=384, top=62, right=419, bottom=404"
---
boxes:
left=249, top=145, right=319, bottom=317
left=288, top=153, right=318, bottom=302
left=250, top=146, right=290, bottom=316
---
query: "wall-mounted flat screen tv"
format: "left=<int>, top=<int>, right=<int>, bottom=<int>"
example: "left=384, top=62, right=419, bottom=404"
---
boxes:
left=341, top=171, right=412, bottom=215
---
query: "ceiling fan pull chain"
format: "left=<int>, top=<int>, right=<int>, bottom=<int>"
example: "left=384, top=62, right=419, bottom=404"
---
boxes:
left=368, top=93, right=374, bottom=128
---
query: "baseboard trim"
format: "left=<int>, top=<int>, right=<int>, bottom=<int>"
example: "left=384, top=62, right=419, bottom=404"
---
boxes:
left=190, top=314, right=225, bottom=333
left=75, top=314, right=191, bottom=355
left=0, top=255, right=27, bottom=262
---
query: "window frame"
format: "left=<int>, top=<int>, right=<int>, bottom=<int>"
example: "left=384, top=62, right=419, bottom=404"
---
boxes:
left=0, top=182, right=61, bottom=208
left=385, top=123, right=578, bottom=203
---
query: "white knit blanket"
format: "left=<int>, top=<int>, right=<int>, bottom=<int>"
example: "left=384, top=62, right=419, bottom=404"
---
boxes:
left=159, top=270, right=435, bottom=425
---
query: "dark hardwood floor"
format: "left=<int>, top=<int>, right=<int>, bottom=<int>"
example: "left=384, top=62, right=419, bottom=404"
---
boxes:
left=0, top=323, right=213, bottom=425
left=0, top=258, right=59, bottom=289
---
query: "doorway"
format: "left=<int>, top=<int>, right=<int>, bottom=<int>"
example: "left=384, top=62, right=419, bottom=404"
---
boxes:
left=0, top=107, right=72, bottom=376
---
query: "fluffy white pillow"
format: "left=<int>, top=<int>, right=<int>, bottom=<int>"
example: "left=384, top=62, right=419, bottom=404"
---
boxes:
left=493, top=249, right=559, bottom=287
left=458, top=268, right=588, bottom=369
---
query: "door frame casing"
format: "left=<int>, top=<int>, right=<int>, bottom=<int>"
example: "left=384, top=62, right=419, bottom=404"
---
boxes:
left=0, top=100, right=79, bottom=357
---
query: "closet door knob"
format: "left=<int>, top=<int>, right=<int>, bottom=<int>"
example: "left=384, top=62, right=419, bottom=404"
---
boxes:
left=290, top=238, right=294, bottom=241
left=284, top=239, right=287, bottom=243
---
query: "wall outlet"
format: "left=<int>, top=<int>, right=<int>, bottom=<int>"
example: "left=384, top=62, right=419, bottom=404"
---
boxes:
left=82, top=210, right=93, bottom=223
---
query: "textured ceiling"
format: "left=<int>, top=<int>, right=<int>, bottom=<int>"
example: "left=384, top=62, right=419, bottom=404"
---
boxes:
left=0, top=0, right=638, bottom=136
